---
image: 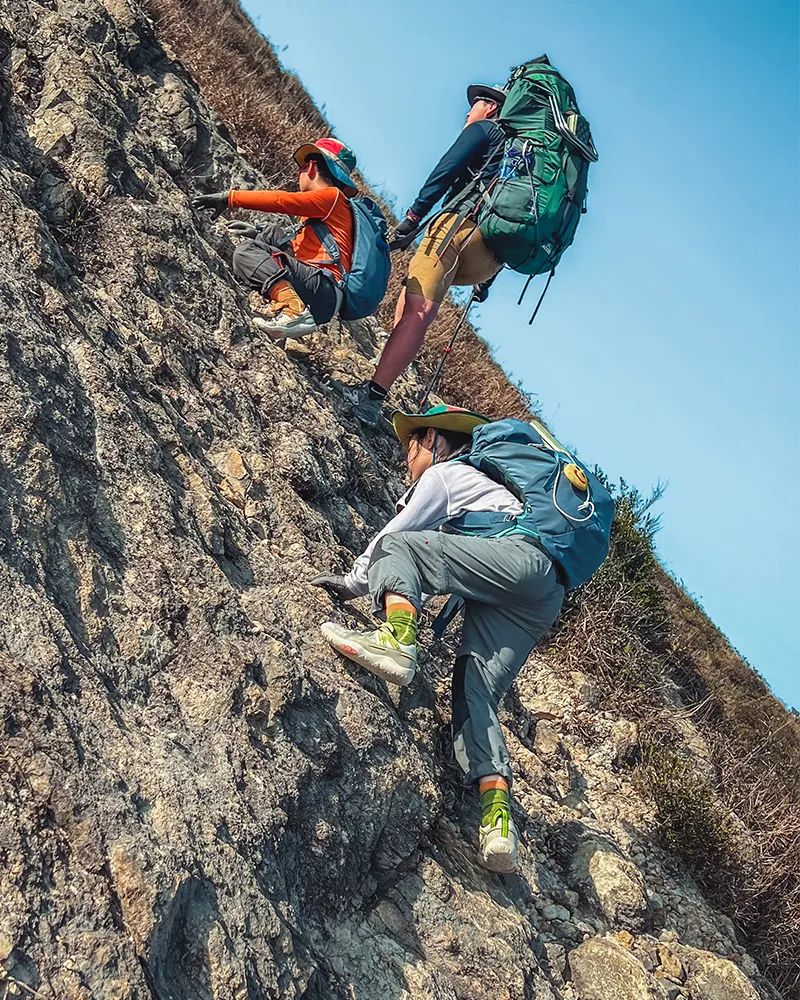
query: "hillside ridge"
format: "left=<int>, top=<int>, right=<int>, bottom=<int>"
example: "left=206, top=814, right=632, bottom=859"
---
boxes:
left=0, top=0, right=797, bottom=997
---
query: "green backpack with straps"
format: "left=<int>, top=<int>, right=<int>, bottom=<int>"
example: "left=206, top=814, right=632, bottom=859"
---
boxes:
left=478, top=55, right=598, bottom=277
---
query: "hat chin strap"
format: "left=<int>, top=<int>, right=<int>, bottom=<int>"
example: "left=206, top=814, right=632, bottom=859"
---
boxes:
left=430, top=430, right=440, bottom=467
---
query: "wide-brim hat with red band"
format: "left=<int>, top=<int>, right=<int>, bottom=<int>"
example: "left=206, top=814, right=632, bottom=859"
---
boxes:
left=294, top=137, right=358, bottom=195
left=392, top=404, right=491, bottom=448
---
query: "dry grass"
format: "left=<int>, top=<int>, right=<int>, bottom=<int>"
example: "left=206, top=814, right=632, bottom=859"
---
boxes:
left=141, top=0, right=800, bottom=989
left=654, top=577, right=800, bottom=993
left=640, top=725, right=800, bottom=994
left=546, top=481, right=800, bottom=991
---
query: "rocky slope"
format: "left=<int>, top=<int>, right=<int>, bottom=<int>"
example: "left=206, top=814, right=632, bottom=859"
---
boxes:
left=0, top=1, right=793, bottom=998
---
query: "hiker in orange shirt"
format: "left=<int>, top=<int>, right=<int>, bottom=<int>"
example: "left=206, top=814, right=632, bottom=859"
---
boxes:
left=193, top=137, right=357, bottom=340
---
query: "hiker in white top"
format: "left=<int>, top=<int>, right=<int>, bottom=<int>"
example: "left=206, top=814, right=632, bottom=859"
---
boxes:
left=344, top=460, right=522, bottom=594
left=312, top=404, right=564, bottom=873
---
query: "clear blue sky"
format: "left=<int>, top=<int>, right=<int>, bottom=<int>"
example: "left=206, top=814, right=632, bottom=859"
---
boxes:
left=244, top=0, right=799, bottom=708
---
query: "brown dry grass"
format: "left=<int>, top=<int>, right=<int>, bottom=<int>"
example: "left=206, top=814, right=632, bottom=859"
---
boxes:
left=141, top=0, right=800, bottom=989
left=546, top=483, right=800, bottom=992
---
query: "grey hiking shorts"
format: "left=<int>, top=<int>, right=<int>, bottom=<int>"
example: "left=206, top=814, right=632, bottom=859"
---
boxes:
left=367, top=531, right=564, bottom=786
left=231, top=223, right=339, bottom=324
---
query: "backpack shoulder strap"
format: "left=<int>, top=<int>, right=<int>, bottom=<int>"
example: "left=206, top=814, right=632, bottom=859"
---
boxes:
left=306, top=219, right=343, bottom=272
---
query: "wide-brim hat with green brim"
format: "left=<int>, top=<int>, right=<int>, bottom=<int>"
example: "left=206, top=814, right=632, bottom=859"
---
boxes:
left=293, top=136, right=359, bottom=196
left=466, top=83, right=508, bottom=107
left=392, top=404, right=491, bottom=448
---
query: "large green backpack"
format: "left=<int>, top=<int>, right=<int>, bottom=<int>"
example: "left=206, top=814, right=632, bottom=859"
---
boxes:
left=478, top=55, right=597, bottom=277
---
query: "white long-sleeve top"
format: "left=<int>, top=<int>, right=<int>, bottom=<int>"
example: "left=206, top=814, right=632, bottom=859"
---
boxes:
left=343, top=461, right=523, bottom=595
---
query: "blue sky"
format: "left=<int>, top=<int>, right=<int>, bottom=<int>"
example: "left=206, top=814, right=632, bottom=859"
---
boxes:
left=244, top=0, right=799, bottom=708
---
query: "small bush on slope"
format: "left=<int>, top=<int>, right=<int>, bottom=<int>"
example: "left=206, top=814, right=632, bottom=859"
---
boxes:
left=142, top=1, right=799, bottom=988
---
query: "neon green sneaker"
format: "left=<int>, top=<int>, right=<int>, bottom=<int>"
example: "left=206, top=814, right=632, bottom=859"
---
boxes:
left=321, top=621, right=417, bottom=686
left=479, top=789, right=519, bottom=873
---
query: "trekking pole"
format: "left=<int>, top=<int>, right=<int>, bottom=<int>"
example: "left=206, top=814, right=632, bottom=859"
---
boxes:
left=418, top=291, right=477, bottom=410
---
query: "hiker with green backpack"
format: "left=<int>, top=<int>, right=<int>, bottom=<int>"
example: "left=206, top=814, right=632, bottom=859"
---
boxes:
left=192, top=137, right=390, bottom=340
left=312, top=404, right=614, bottom=872
left=349, top=57, right=597, bottom=427
left=347, top=85, right=506, bottom=425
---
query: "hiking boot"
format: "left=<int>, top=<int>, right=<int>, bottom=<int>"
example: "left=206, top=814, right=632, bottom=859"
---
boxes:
left=479, top=795, right=519, bottom=873
left=247, top=292, right=283, bottom=328
left=321, top=621, right=417, bottom=686
left=255, top=308, right=319, bottom=341
left=353, top=392, right=385, bottom=427
left=338, top=383, right=385, bottom=428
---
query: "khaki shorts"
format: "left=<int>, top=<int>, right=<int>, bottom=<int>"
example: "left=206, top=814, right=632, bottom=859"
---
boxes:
left=406, top=212, right=500, bottom=304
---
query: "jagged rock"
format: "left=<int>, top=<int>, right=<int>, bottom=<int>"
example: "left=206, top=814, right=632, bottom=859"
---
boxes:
left=534, top=719, right=565, bottom=760
left=610, top=718, right=641, bottom=770
left=657, top=944, right=685, bottom=982
left=681, top=949, right=761, bottom=1000
left=543, top=903, right=572, bottom=922
left=568, top=936, right=652, bottom=1000
left=0, top=0, right=782, bottom=996
left=572, top=836, right=649, bottom=931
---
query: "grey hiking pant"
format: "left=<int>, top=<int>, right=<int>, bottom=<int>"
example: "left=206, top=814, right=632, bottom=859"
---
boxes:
left=367, top=531, right=564, bottom=786
left=231, top=222, right=339, bottom=324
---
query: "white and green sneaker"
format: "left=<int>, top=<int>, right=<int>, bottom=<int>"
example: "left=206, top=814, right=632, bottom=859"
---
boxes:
left=255, top=307, right=319, bottom=341
left=479, top=790, right=519, bottom=873
left=321, top=621, right=417, bottom=686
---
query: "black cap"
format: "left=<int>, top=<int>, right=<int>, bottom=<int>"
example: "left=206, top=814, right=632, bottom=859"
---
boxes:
left=466, top=83, right=508, bottom=107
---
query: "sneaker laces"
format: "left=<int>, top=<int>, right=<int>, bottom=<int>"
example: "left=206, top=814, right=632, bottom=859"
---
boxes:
left=481, top=790, right=511, bottom=838
left=375, top=622, right=404, bottom=650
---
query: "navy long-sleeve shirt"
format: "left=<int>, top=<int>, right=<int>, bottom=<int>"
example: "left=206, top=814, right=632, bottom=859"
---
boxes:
left=410, top=119, right=505, bottom=219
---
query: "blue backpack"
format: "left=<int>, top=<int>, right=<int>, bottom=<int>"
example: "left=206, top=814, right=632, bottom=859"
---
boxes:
left=309, top=196, right=391, bottom=321
left=446, top=418, right=614, bottom=590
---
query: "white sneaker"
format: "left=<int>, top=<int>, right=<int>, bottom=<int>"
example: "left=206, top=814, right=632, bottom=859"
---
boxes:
left=255, top=308, right=319, bottom=341
left=479, top=806, right=519, bottom=873
left=321, top=621, right=417, bottom=686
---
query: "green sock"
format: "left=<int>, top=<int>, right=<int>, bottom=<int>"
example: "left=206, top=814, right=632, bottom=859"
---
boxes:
left=386, top=607, right=417, bottom=646
left=481, top=788, right=511, bottom=834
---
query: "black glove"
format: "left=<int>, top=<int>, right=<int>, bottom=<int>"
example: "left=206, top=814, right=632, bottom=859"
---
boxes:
left=226, top=220, right=259, bottom=239
left=473, top=272, right=499, bottom=303
left=192, top=191, right=229, bottom=220
left=388, top=213, right=421, bottom=251
left=310, top=573, right=359, bottom=602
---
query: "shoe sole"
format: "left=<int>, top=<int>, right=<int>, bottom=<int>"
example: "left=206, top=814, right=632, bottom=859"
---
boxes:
left=480, top=831, right=519, bottom=874
left=251, top=318, right=318, bottom=340
left=321, top=624, right=416, bottom=687
left=481, top=847, right=518, bottom=874
left=355, top=411, right=396, bottom=435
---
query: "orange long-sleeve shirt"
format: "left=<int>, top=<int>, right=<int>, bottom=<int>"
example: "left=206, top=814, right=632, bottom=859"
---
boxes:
left=228, top=187, right=353, bottom=280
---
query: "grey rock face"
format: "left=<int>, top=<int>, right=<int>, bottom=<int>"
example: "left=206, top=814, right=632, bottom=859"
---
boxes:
left=571, top=835, right=649, bottom=931
left=0, top=0, right=782, bottom=998
left=569, top=936, right=652, bottom=1000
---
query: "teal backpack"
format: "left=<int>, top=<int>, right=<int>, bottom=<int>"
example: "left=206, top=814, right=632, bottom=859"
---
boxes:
left=478, top=55, right=597, bottom=278
left=445, top=418, right=614, bottom=590
left=309, top=196, right=391, bottom=320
